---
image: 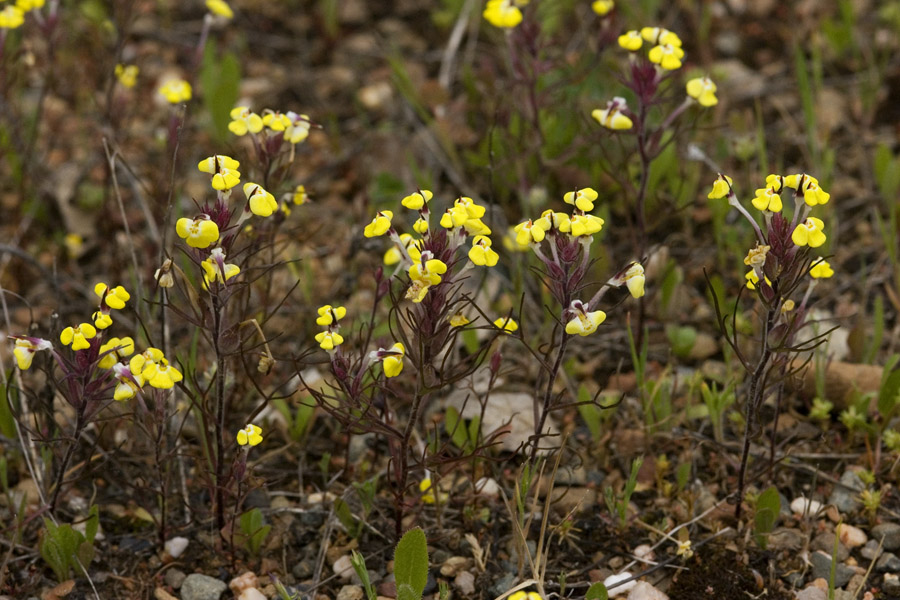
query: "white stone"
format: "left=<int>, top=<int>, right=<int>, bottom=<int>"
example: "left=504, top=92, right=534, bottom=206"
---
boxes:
left=837, top=523, right=867, bottom=548
left=333, top=554, right=355, bottom=580
left=475, top=477, right=500, bottom=498
left=238, top=588, right=267, bottom=600
left=633, top=544, right=655, bottom=561
left=454, top=571, right=476, bottom=595
left=605, top=572, right=636, bottom=597
left=627, top=581, right=669, bottom=600
left=164, top=536, right=189, bottom=558
left=791, top=497, right=823, bottom=516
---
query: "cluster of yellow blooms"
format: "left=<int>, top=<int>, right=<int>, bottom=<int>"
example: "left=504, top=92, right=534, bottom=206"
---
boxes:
left=228, top=107, right=311, bottom=146
left=708, top=173, right=834, bottom=290
left=365, top=190, right=496, bottom=305
left=314, top=304, right=347, bottom=352
left=115, top=64, right=139, bottom=89
left=10, top=284, right=183, bottom=402
left=0, top=0, right=43, bottom=29
left=159, top=79, right=193, bottom=104
left=618, top=27, right=685, bottom=70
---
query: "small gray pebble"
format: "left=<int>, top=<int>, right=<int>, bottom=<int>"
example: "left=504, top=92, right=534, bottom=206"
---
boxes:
left=876, top=552, right=900, bottom=573
left=180, top=573, right=228, bottom=600
left=165, top=568, right=187, bottom=589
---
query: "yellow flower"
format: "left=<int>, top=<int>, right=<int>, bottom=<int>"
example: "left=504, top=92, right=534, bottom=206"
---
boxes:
left=315, top=331, right=344, bottom=351
left=364, top=211, right=393, bottom=237
left=570, top=214, right=604, bottom=237
left=508, top=592, right=542, bottom=600
left=784, top=174, right=830, bottom=206
left=707, top=174, right=733, bottom=199
left=201, top=248, right=241, bottom=287
left=316, top=305, right=347, bottom=326
left=468, top=235, right=499, bottom=267
left=98, top=337, right=135, bottom=369
left=483, top=0, right=528, bottom=28
left=624, top=262, right=645, bottom=298
left=198, top=155, right=241, bottom=191
left=454, top=197, right=486, bottom=219
left=792, top=217, right=826, bottom=248
left=205, top=0, right=233, bottom=18
left=401, top=189, right=433, bottom=210
left=130, top=348, right=164, bottom=377
left=114, top=64, right=139, bottom=89
left=112, top=363, right=143, bottom=401
left=92, top=311, right=113, bottom=330
left=159, top=79, right=192, bottom=104
left=745, top=269, right=759, bottom=290
left=810, top=259, right=834, bottom=279
left=64, top=233, right=83, bottom=258
left=285, top=112, right=311, bottom=144
left=0, top=6, right=25, bottom=29
left=155, top=259, right=174, bottom=288
left=449, top=313, right=470, bottom=327
left=176, top=217, right=220, bottom=249
left=142, top=359, right=183, bottom=389
left=618, top=30, right=642, bottom=51
left=262, top=109, right=291, bottom=131
left=384, top=233, right=417, bottom=265
left=420, top=477, right=438, bottom=504
left=439, top=206, right=469, bottom=229
left=648, top=43, right=684, bottom=70
left=228, top=107, right=263, bottom=136
left=565, top=306, right=606, bottom=336
left=293, top=185, right=309, bottom=205
left=765, top=174, right=784, bottom=192
left=381, top=343, right=405, bottom=378
left=686, top=77, right=718, bottom=107
left=592, top=97, right=633, bottom=130
left=463, top=218, right=492, bottom=236
left=640, top=27, right=682, bottom=47
left=60, top=323, right=97, bottom=351
left=407, top=257, right=448, bottom=303
left=15, top=0, right=44, bottom=11
left=743, top=244, right=770, bottom=270
left=513, top=219, right=547, bottom=245
left=95, top=283, right=130, bottom=310
left=12, top=337, right=52, bottom=370
left=781, top=299, right=795, bottom=313
left=563, top=187, right=599, bottom=212
left=237, top=423, right=263, bottom=446
left=494, top=317, right=518, bottom=334
left=503, top=226, right=533, bottom=252
left=537, top=210, right=571, bottom=233
left=243, top=182, right=278, bottom=217
left=591, top=0, right=613, bottom=16
left=751, top=187, right=783, bottom=212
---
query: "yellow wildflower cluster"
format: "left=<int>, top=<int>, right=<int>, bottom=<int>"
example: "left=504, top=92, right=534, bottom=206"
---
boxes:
left=92, top=282, right=131, bottom=330
left=618, top=26, right=685, bottom=70
left=366, top=190, right=496, bottom=304
left=115, top=64, right=139, bottom=89
left=228, top=107, right=311, bottom=146
left=159, top=79, right=192, bottom=104
left=515, top=187, right=604, bottom=245
left=0, top=0, right=44, bottom=30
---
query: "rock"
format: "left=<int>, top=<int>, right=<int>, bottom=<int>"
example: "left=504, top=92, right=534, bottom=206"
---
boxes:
left=633, top=544, right=655, bottom=562
left=791, top=497, right=823, bottom=516
left=154, top=589, right=178, bottom=600
left=768, top=527, right=805, bottom=551
left=605, top=572, right=636, bottom=597
left=872, top=523, right=900, bottom=551
left=626, top=581, right=668, bottom=600
left=861, top=540, right=883, bottom=560
left=811, top=533, right=849, bottom=562
left=238, top=589, right=266, bottom=600
left=489, top=573, right=517, bottom=598
left=164, top=537, right=189, bottom=559
left=876, top=552, right=900, bottom=573
left=180, top=574, right=228, bottom=600
left=229, top=572, right=259, bottom=594
left=837, top=523, right=867, bottom=549
left=795, top=586, right=826, bottom=600
left=336, top=585, right=364, bottom=600
left=292, top=558, right=315, bottom=580
left=475, top=477, right=500, bottom=497
left=884, top=573, right=900, bottom=595
left=828, top=471, right=864, bottom=514
left=440, top=556, right=470, bottom=577
left=454, top=571, right=476, bottom=596
left=688, top=332, right=718, bottom=360
left=810, top=551, right=855, bottom=588
left=333, top=554, right=355, bottom=580
left=164, top=568, right=186, bottom=589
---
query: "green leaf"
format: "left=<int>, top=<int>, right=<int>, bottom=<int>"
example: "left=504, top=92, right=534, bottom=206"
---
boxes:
left=394, top=527, right=428, bottom=598
left=0, top=378, right=17, bottom=439
left=877, top=359, right=900, bottom=419
left=200, top=42, right=241, bottom=142
left=335, top=498, right=361, bottom=538
left=754, top=485, right=780, bottom=549
left=461, top=328, right=479, bottom=356
left=397, top=583, right=421, bottom=600
left=586, top=582, right=609, bottom=600
left=577, top=384, right=602, bottom=441
left=76, top=539, right=95, bottom=570
left=84, top=505, right=99, bottom=544
left=445, top=407, right=468, bottom=449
